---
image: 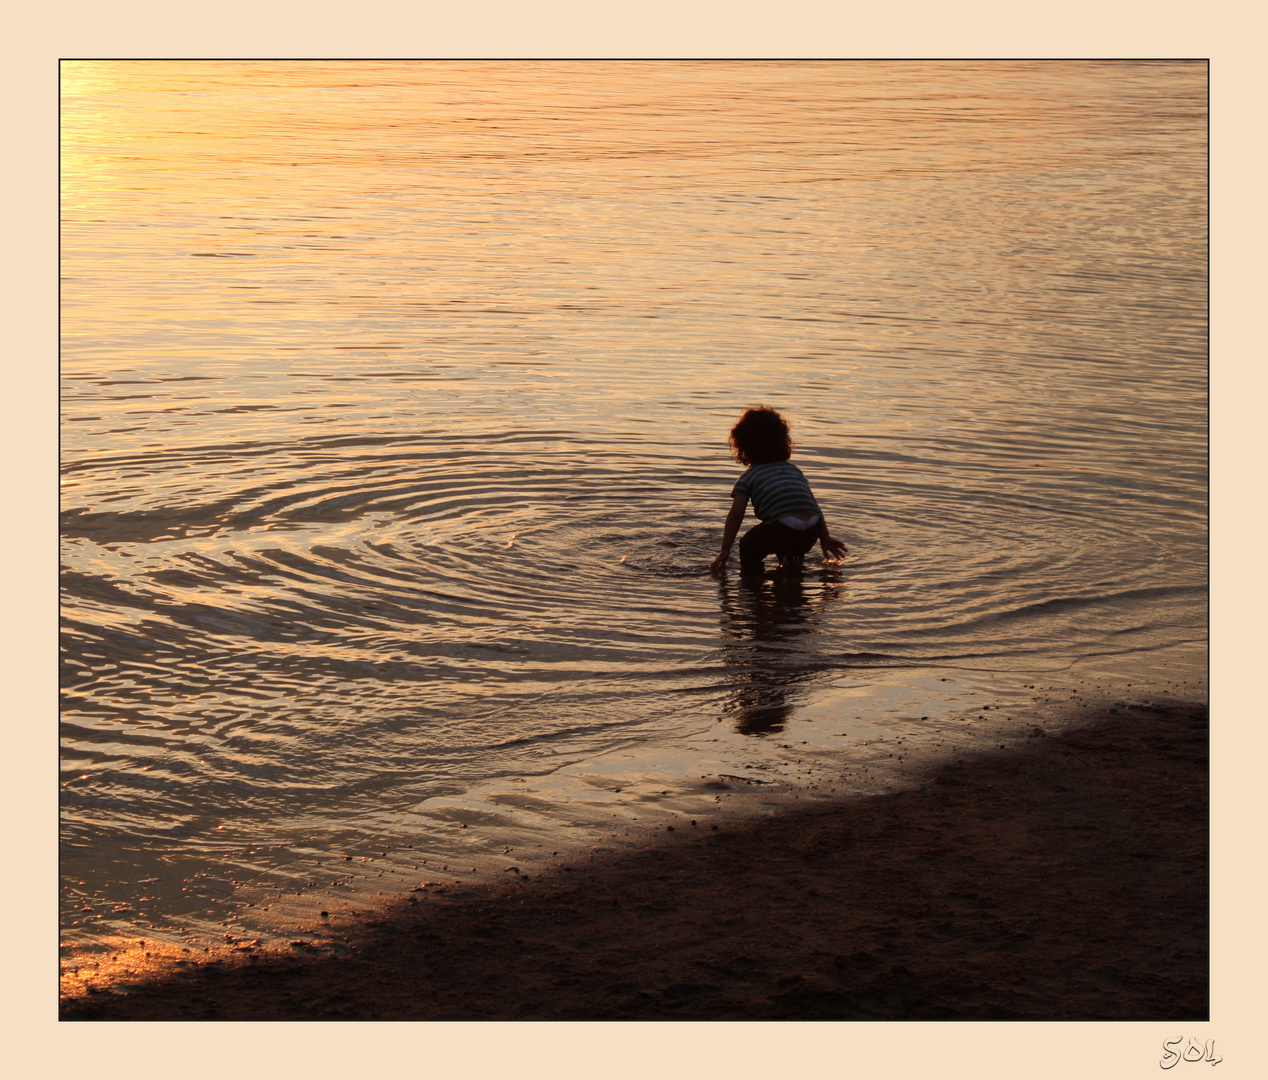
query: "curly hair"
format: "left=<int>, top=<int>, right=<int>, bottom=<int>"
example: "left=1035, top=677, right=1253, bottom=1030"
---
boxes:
left=729, top=407, right=794, bottom=467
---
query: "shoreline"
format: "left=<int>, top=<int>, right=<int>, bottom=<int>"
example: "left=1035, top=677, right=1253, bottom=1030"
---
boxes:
left=60, top=699, right=1208, bottom=1020
left=58, top=650, right=1207, bottom=956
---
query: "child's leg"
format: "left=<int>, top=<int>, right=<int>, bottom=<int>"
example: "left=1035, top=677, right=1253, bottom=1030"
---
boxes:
left=777, top=526, right=819, bottom=570
left=738, top=520, right=783, bottom=575
left=739, top=520, right=818, bottom=575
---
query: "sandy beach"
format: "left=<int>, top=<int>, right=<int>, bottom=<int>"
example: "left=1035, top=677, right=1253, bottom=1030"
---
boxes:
left=60, top=699, right=1207, bottom=1021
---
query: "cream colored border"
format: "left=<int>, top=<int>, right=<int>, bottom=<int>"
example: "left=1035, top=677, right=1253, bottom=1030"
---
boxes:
left=18, top=6, right=1255, bottom=1077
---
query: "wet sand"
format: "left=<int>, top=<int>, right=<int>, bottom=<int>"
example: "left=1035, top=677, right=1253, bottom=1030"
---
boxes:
left=60, top=700, right=1207, bottom=1021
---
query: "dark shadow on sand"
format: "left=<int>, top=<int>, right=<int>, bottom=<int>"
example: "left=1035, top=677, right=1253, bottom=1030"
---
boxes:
left=61, top=701, right=1209, bottom=1021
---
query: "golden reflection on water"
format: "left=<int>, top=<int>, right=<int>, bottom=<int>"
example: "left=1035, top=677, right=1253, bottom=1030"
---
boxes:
left=61, top=61, right=1207, bottom=959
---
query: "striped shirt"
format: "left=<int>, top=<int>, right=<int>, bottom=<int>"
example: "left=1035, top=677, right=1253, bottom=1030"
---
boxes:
left=731, top=461, right=821, bottom=522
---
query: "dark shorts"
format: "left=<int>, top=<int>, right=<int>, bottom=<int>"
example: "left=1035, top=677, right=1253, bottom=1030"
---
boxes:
left=739, top=519, right=819, bottom=575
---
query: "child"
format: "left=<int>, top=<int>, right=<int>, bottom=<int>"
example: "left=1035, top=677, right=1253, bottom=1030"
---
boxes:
left=708, top=407, right=848, bottom=575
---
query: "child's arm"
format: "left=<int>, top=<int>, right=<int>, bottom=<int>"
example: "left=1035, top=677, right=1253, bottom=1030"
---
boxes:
left=708, top=495, right=748, bottom=572
left=818, top=515, right=848, bottom=563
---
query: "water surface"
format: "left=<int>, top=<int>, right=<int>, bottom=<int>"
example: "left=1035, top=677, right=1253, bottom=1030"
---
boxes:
left=60, top=61, right=1206, bottom=951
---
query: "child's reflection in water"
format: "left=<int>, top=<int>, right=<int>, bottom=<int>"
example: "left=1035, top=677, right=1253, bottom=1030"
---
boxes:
left=716, top=565, right=845, bottom=736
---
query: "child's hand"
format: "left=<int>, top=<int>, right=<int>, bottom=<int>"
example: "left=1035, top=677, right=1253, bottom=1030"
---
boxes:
left=708, top=553, right=729, bottom=573
left=821, top=536, right=848, bottom=563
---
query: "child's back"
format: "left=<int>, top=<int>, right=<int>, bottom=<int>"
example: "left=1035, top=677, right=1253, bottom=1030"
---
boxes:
left=709, top=408, right=847, bottom=575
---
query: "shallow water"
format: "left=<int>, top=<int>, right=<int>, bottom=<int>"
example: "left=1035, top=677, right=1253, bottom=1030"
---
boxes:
left=60, top=61, right=1206, bottom=951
